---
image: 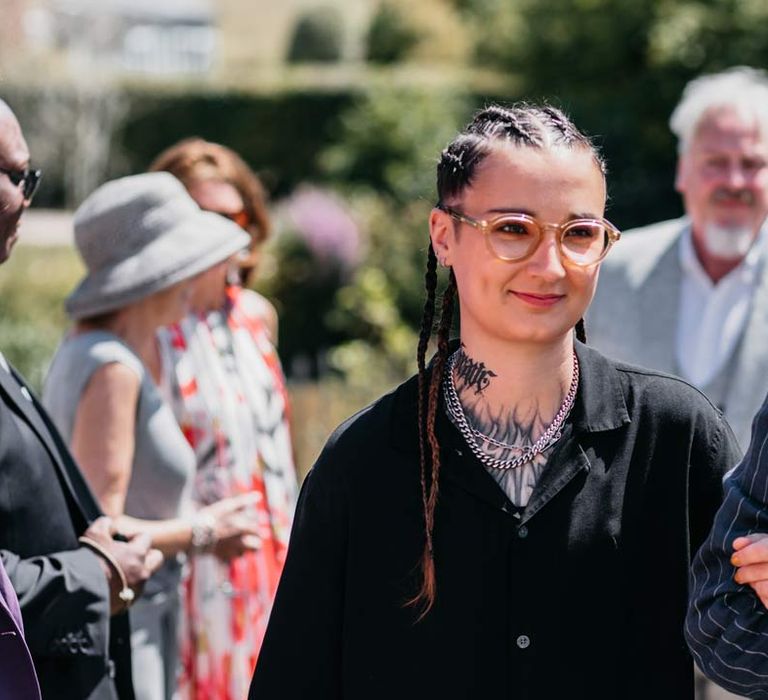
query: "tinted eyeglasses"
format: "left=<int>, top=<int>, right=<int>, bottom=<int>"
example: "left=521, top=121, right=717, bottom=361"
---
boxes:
left=0, top=166, right=42, bottom=202
left=438, top=204, right=621, bottom=266
left=219, top=210, right=250, bottom=230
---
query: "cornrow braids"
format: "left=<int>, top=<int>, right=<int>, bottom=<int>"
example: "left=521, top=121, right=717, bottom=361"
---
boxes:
left=436, top=102, right=606, bottom=204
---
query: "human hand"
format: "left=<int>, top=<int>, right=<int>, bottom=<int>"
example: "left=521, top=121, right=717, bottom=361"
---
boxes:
left=83, top=517, right=164, bottom=615
left=732, top=533, right=768, bottom=608
left=199, top=492, right=262, bottom=562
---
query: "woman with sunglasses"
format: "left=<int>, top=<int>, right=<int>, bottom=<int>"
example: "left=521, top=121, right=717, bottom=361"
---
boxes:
left=149, top=140, right=298, bottom=700
left=249, top=104, right=741, bottom=699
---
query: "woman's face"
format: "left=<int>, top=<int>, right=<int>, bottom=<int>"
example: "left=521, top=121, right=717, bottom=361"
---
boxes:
left=150, top=279, right=194, bottom=327
left=184, top=178, right=246, bottom=311
left=188, top=260, right=229, bottom=314
left=430, top=144, right=607, bottom=348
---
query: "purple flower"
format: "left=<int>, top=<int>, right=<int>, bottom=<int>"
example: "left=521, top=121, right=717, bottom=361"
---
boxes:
left=285, top=187, right=362, bottom=272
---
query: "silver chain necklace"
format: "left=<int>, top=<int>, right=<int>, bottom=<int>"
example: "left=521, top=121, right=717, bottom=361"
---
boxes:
left=443, top=350, right=579, bottom=470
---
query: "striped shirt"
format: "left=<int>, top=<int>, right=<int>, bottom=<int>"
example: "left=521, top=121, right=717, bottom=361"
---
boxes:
left=687, top=395, right=768, bottom=698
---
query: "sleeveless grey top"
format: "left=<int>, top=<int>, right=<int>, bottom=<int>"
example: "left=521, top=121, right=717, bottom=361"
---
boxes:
left=43, top=330, right=196, bottom=593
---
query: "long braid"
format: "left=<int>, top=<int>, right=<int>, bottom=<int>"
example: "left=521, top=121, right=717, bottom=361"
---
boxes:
left=409, top=269, right=456, bottom=618
left=575, top=318, right=587, bottom=343
left=416, top=244, right=438, bottom=560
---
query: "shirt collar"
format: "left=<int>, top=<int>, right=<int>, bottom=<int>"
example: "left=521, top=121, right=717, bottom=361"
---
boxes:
left=679, top=220, right=767, bottom=287
left=571, top=340, right=630, bottom=433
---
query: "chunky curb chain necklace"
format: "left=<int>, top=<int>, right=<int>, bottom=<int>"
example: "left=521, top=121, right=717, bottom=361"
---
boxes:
left=443, top=350, right=580, bottom=471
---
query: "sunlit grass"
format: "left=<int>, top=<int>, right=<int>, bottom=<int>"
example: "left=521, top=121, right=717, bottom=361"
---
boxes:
left=0, top=246, right=83, bottom=390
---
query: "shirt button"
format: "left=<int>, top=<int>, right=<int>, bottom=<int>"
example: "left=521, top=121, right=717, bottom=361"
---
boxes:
left=518, top=525, right=528, bottom=539
left=516, top=634, right=531, bottom=649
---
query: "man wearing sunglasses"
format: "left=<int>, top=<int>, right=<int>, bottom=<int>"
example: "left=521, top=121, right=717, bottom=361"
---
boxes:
left=0, top=102, right=40, bottom=262
left=0, top=98, right=163, bottom=699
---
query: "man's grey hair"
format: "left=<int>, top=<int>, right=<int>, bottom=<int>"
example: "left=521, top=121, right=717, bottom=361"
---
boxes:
left=670, top=66, right=768, bottom=153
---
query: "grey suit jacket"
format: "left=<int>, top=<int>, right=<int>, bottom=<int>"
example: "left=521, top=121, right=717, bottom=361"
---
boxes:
left=588, top=217, right=768, bottom=449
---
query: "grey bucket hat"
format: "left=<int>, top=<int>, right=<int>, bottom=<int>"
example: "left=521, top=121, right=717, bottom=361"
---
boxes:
left=65, top=172, right=250, bottom=320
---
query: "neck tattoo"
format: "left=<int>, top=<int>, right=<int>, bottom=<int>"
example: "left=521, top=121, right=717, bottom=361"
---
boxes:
left=444, top=348, right=579, bottom=471
left=454, top=345, right=498, bottom=394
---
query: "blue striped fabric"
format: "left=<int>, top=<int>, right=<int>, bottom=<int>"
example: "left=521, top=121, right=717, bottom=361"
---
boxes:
left=687, top=398, right=768, bottom=698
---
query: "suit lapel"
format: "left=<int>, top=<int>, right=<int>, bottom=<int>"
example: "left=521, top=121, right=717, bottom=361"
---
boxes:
left=636, top=236, right=683, bottom=374
left=0, top=367, right=100, bottom=527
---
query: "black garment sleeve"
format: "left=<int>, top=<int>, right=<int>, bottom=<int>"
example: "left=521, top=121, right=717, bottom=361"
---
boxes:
left=1, top=547, right=110, bottom=658
left=688, top=412, right=742, bottom=556
left=249, top=448, right=349, bottom=699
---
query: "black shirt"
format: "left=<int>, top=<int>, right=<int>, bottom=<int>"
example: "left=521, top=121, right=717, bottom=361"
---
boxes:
left=250, top=342, right=741, bottom=699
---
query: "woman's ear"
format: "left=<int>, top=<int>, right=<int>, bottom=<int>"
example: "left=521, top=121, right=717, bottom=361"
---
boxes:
left=429, top=208, right=454, bottom=267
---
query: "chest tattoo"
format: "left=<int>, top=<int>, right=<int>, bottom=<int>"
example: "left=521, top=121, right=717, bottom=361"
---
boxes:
left=452, top=354, right=565, bottom=506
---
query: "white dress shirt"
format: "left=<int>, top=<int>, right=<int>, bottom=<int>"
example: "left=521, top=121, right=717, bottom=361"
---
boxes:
left=676, top=226, right=766, bottom=388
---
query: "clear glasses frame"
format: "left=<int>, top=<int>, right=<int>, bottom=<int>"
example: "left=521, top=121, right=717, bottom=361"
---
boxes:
left=0, top=166, right=42, bottom=202
left=438, top=204, right=621, bottom=266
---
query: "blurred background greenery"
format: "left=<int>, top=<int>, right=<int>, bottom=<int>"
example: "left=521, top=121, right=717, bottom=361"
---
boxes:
left=3, top=0, right=768, bottom=474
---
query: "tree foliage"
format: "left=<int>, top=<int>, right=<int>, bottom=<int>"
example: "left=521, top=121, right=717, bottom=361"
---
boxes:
left=366, top=0, right=471, bottom=66
left=456, top=0, right=768, bottom=228
left=286, top=6, right=345, bottom=63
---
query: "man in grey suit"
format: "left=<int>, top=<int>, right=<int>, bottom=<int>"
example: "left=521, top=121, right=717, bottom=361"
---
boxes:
left=590, top=68, right=768, bottom=700
left=589, top=67, right=768, bottom=451
left=0, top=98, right=162, bottom=698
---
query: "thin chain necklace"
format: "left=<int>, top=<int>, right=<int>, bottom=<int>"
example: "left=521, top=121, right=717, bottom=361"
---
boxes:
left=443, top=350, right=579, bottom=470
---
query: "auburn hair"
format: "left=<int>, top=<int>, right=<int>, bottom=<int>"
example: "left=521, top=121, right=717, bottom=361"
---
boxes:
left=149, top=138, right=270, bottom=286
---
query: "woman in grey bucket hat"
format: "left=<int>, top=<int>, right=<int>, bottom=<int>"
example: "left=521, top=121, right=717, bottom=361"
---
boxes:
left=43, top=172, right=264, bottom=700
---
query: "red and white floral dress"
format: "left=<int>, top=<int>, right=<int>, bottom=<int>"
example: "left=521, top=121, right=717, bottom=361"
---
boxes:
left=158, top=286, right=297, bottom=700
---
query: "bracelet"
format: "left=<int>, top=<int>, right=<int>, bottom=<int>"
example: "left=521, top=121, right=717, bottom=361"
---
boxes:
left=189, top=512, right=217, bottom=553
left=78, top=536, right=136, bottom=609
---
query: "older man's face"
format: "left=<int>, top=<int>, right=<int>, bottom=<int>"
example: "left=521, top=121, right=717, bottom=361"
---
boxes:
left=676, top=106, right=768, bottom=261
left=0, top=107, right=31, bottom=263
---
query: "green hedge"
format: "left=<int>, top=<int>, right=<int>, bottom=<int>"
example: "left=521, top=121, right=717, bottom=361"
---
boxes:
left=5, top=83, right=687, bottom=229
left=118, top=90, right=355, bottom=198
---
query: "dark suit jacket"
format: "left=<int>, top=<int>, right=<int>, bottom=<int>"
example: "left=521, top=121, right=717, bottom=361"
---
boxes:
left=0, top=364, right=133, bottom=699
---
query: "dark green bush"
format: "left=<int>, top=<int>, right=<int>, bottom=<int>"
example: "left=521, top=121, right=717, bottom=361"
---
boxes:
left=365, top=3, right=419, bottom=64
left=286, top=7, right=345, bottom=63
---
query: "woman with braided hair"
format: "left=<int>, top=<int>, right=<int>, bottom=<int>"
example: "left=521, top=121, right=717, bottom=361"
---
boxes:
left=249, top=104, right=741, bottom=699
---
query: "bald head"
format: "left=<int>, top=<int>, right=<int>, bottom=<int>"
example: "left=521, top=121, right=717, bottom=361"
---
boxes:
left=0, top=98, right=31, bottom=263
